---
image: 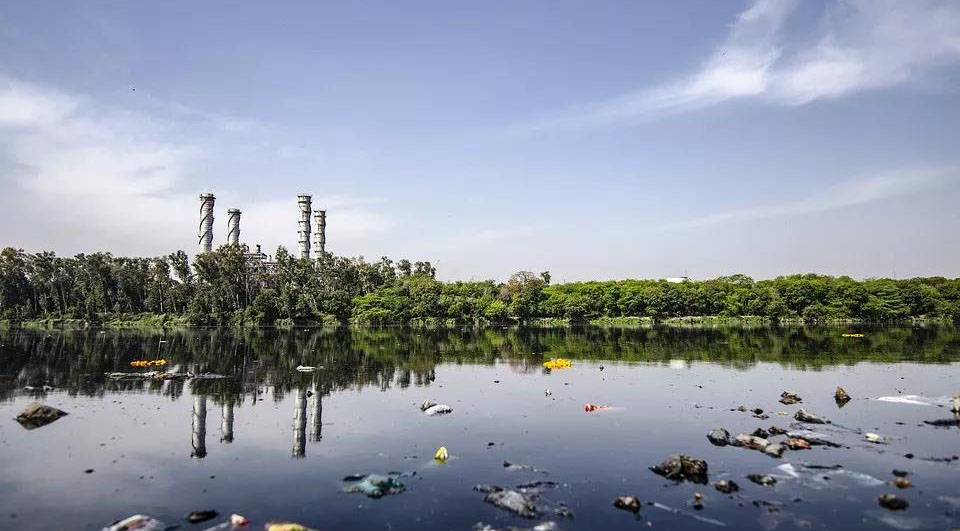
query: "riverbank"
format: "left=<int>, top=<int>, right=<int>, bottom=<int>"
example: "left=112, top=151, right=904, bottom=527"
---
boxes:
left=2, top=313, right=953, bottom=329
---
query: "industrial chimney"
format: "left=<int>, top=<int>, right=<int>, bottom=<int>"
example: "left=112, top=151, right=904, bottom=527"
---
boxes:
left=297, top=194, right=312, bottom=259
left=198, top=193, right=215, bottom=253
left=226, top=208, right=241, bottom=246
left=313, top=209, right=326, bottom=255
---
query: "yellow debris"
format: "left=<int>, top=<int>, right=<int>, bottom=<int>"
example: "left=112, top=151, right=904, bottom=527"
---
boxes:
left=130, top=359, right=168, bottom=368
left=434, top=446, right=449, bottom=462
left=841, top=333, right=865, bottom=338
left=543, top=358, right=573, bottom=370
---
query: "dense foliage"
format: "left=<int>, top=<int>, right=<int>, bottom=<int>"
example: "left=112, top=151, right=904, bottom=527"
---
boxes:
left=1, top=246, right=958, bottom=325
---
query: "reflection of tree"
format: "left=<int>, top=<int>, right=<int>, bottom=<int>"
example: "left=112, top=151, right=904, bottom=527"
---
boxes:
left=2, top=326, right=960, bottom=406
left=191, top=396, right=207, bottom=459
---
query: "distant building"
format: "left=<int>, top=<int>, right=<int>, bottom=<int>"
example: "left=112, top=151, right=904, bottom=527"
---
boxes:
left=665, top=276, right=690, bottom=283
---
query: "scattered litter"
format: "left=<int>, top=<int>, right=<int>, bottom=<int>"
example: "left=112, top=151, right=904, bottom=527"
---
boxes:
left=752, top=427, right=769, bottom=439
left=786, top=430, right=842, bottom=448
left=583, top=403, right=610, bottom=413
left=689, top=491, right=703, bottom=510
left=779, top=391, right=802, bottom=405
left=747, top=474, right=777, bottom=486
left=865, top=432, right=890, bottom=444
left=875, top=395, right=949, bottom=406
left=543, top=359, right=572, bottom=370
left=103, top=514, right=167, bottom=531
left=650, top=454, right=708, bottom=484
left=420, top=400, right=437, bottom=411
left=474, top=522, right=561, bottom=531
left=892, top=477, right=911, bottom=489
left=707, top=428, right=732, bottom=446
left=15, top=402, right=67, bottom=430
left=434, top=446, right=449, bottom=462
left=775, top=463, right=884, bottom=488
left=784, top=438, right=811, bottom=450
left=649, top=501, right=726, bottom=527
left=130, top=359, right=167, bottom=368
left=612, top=496, right=642, bottom=513
left=794, top=409, right=827, bottom=424
left=713, top=480, right=739, bottom=494
left=892, top=469, right=909, bottom=477
left=342, top=472, right=409, bottom=498
left=186, top=510, right=218, bottom=523
left=424, top=404, right=452, bottom=416
left=922, top=418, right=960, bottom=427
left=295, top=365, right=318, bottom=372
left=264, top=522, right=318, bottom=531
left=953, top=395, right=960, bottom=413
left=544, top=389, right=552, bottom=396
left=201, top=514, right=249, bottom=530
left=503, top=461, right=548, bottom=474
left=878, top=494, right=909, bottom=511
left=835, top=387, right=852, bottom=406
left=475, top=484, right=573, bottom=519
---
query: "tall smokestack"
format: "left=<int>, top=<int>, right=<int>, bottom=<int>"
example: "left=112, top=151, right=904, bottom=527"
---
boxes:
left=226, top=208, right=241, bottom=246
left=198, top=193, right=215, bottom=253
left=313, top=209, right=326, bottom=255
left=297, top=194, right=312, bottom=259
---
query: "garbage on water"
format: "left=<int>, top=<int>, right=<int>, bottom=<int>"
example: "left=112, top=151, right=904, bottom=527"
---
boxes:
left=583, top=403, right=611, bottom=413
left=130, top=359, right=167, bottom=368
left=612, top=495, right=642, bottom=513
left=794, top=409, right=828, bottom=424
left=434, top=446, right=449, bottom=462
left=475, top=484, right=573, bottom=519
left=200, top=514, right=250, bottom=530
left=875, top=395, right=951, bottom=406
left=713, top=480, right=739, bottom=494
left=786, top=429, right=842, bottom=447
left=503, top=460, right=548, bottom=474
left=186, top=510, right=218, bottom=523
left=835, top=386, right=852, bottom=407
left=420, top=400, right=437, bottom=411
left=865, top=432, right=891, bottom=444
left=102, top=514, right=168, bottom=531
left=474, top=522, right=561, bottom=531
left=295, top=365, right=319, bottom=372
left=779, top=391, right=802, bottom=405
left=15, top=402, right=67, bottom=430
left=878, top=494, right=909, bottom=511
left=707, top=428, right=732, bottom=446
left=105, top=371, right=189, bottom=380
left=542, top=359, right=572, bottom=370
left=747, top=474, right=777, bottom=486
left=892, top=477, right=911, bottom=489
left=774, top=463, right=885, bottom=488
left=342, top=472, right=410, bottom=498
left=650, top=454, right=708, bottom=484
left=784, top=438, right=811, bottom=450
left=424, top=404, right=452, bottom=416
left=264, top=522, right=319, bottom=531
left=842, top=333, right=865, bottom=338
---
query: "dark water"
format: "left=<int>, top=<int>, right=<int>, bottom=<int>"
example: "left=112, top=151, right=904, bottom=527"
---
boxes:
left=1, top=326, right=959, bottom=531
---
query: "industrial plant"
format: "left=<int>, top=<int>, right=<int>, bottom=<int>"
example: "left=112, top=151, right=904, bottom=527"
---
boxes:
left=196, top=192, right=327, bottom=264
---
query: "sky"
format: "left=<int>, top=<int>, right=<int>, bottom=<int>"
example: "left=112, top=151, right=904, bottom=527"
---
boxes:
left=1, top=0, right=959, bottom=282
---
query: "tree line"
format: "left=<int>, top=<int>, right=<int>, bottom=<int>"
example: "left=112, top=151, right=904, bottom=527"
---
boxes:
left=1, top=245, right=958, bottom=325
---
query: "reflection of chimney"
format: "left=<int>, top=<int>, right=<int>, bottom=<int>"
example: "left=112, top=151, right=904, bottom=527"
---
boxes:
left=309, top=391, right=322, bottom=442
left=313, top=210, right=326, bottom=255
left=191, top=396, right=207, bottom=458
left=292, top=389, right=307, bottom=458
left=297, top=195, right=312, bottom=260
left=226, top=209, right=241, bottom=246
left=198, top=193, right=215, bottom=253
left=220, top=402, right=234, bottom=443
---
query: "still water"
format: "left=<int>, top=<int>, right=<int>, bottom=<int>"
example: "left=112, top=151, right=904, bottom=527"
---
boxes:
left=1, top=326, right=958, bottom=530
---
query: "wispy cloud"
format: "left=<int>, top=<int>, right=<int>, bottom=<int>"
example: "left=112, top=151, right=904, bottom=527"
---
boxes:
left=657, top=166, right=957, bottom=230
left=0, top=77, right=391, bottom=255
left=526, top=0, right=960, bottom=130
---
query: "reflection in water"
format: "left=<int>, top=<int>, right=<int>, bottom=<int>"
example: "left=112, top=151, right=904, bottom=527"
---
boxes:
left=309, top=386, right=322, bottom=443
left=293, top=388, right=307, bottom=458
left=221, top=402, right=234, bottom=443
left=191, top=396, right=207, bottom=459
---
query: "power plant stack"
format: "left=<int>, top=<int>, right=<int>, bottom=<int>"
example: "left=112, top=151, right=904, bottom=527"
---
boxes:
left=226, top=208, right=241, bottom=246
left=198, top=193, right=215, bottom=253
left=297, top=194, right=312, bottom=259
left=313, top=209, right=326, bottom=255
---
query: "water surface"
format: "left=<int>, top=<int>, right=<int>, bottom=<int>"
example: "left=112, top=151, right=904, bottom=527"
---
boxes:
left=1, top=326, right=958, bottom=530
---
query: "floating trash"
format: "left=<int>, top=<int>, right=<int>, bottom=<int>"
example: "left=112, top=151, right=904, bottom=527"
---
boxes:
left=130, top=359, right=167, bottom=368
left=543, top=359, right=572, bottom=370
left=434, top=446, right=449, bottom=462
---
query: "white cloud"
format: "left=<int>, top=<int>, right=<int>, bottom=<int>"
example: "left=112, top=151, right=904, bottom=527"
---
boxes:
left=528, top=0, right=960, bottom=129
left=0, top=77, right=391, bottom=256
left=657, top=166, right=957, bottom=230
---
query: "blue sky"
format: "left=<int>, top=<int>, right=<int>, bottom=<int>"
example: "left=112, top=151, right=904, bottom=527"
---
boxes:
left=1, top=0, right=958, bottom=281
